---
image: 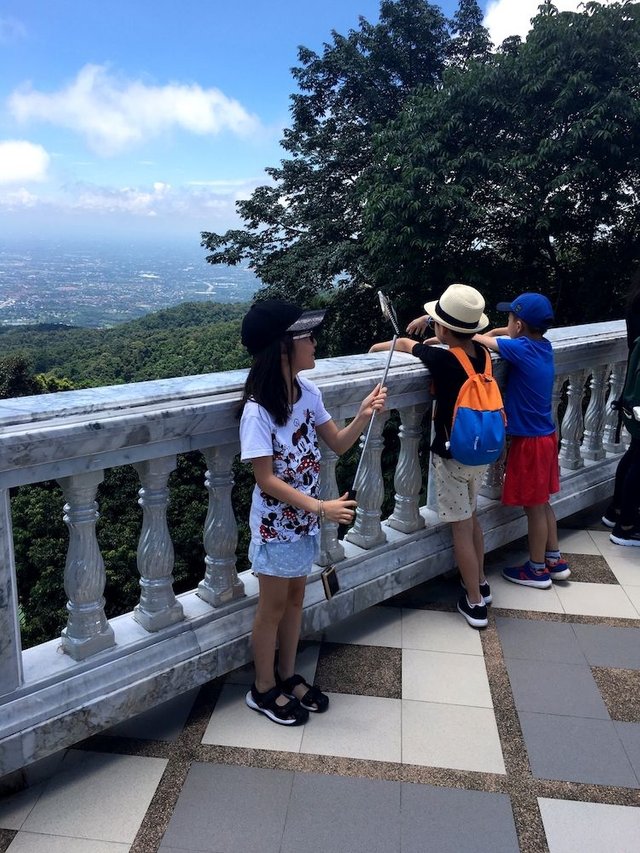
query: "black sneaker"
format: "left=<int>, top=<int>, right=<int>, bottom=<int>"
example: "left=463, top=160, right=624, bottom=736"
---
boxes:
left=457, top=595, right=488, bottom=629
left=601, top=505, right=620, bottom=529
left=460, top=578, right=492, bottom=605
left=609, top=524, right=640, bottom=547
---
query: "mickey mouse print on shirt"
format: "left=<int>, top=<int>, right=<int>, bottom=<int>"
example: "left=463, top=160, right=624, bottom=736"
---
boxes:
left=240, top=377, right=332, bottom=545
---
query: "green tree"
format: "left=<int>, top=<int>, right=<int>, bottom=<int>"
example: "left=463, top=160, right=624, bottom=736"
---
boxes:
left=202, top=0, right=451, bottom=326
left=362, top=0, right=640, bottom=322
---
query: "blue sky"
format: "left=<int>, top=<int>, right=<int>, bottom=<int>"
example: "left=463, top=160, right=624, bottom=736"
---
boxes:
left=0, top=1, right=595, bottom=244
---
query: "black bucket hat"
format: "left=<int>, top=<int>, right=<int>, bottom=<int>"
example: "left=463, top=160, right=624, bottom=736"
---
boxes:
left=241, top=299, right=326, bottom=356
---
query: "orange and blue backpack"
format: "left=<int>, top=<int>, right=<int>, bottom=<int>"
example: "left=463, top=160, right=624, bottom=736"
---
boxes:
left=445, top=347, right=506, bottom=466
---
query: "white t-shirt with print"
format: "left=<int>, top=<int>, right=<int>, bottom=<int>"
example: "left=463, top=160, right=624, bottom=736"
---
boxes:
left=239, top=376, right=332, bottom=545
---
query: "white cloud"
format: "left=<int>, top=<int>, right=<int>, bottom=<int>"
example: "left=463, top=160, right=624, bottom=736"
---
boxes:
left=8, top=64, right=262, bottom=156
left=484, top=0, right=616, bottom=46
left=0, top=175, right=271, bottom=231
left=0, top=140, right=50, bottom=184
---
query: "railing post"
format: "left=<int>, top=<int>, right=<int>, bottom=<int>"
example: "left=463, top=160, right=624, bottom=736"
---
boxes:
left=603, top=360, right=627, bottom=454
left=57, top=472, right=115, bottom=660
left=559, top=370, right=586, bottom=470
left=582, top=366, right=608, bottom=461
left=317, top=421, right=345, bottom=566
left=133, top=457, right=184, bottom=631
left=346, top=413, right=388, bottom=549
left=197, top=444, right=245, bottom=607
left=479, top=457, right=505, bottom=500
left=387, top=404, right=426, bottom=533
left=551, top=373, right=564, bottom=434
left=0, top=489, right=23, bottom=696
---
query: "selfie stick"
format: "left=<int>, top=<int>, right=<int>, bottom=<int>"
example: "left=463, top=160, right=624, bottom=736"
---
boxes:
left=338, top=290, right=400, bottom=539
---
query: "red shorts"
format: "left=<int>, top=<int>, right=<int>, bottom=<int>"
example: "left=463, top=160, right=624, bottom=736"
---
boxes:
left=502, top=434, right=560, bottom=507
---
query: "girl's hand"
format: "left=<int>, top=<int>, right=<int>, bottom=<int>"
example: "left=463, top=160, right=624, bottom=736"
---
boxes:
left=406, top=315, right=429, bottom=336
left=357, top=382, right=387, bottom=419
left=323, top=492, right=357, bottom=524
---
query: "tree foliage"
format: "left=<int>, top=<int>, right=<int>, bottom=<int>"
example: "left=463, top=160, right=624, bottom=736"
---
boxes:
left=202, top=0, right=640, bottom=340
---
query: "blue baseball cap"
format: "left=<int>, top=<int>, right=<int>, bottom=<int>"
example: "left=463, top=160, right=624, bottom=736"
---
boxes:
left=496, top=293, right=554, bottom=331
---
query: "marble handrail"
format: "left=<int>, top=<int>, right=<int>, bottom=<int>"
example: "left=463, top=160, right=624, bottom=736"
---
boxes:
left=0, top=320, right=629, bottom=776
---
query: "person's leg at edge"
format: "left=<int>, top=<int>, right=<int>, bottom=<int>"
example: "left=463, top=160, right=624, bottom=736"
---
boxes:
left=252, top=575, right=291, bottom=706
left=524, top=503, right=548, bottom=565
left=452, top=517, right=482, bottom=604
left=618, top=439, right=640, bottom=528
left=276, top=575, right=308, bottom=700
left=543, top=502, right=559, bottom=552
left=472, top=513, right=487, bottom=585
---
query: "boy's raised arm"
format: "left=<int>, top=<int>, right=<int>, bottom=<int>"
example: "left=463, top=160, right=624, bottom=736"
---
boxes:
left=369, top=337, right=418, bottom=354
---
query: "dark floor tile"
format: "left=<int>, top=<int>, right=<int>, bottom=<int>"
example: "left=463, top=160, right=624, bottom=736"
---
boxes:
left=159, top=763, right=293, bottom=853
left=281, top=772, right=401, bottom=853
left=496, top=617, right=587, bottom=664
left=615, top=721, right=640, bottom=786
left=506, top=659, right=608, bottom=718
left=519, top=712, right=639, bottom=787
left=562, top=553, right=618, bottom=584
left=400, top=784, right=519, bottom=853
left=315, top=642, right=402, bottom=698
left=593, top=667, right=640, bottom=722
left=573, top=624, right=640, bottom=669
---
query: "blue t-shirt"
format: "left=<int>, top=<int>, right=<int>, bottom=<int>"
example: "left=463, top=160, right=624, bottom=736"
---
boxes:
left=497, top=336, right=555, bottom=437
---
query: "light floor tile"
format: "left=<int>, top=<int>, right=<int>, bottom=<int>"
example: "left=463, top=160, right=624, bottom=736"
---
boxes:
left=622, top=584, right=640, bottom=617
left=402, top=700, right=505, bottom=774
left=201, top=683, right=305, bottom=752
left=402, top=649, right=492, bottom=707
left=7, top=834, right=130, bottom=852
left=538, top=797, right=640, bottom=853
left=490, top=576, right=564, bottom=613
left=300, top=693, right=401, bottom=763
left=0, top=785, right=43, bottom=831
left=557, top=529, right=602, bottom=555
left=554, top=581, right=639, bottom=619
left=21, top=750, right=166, bottom=844
left=322, top=606, right=402, bottom=647
left=401, top=609, right=483, bottom=655
left=589, top=531, right=640, bottom=584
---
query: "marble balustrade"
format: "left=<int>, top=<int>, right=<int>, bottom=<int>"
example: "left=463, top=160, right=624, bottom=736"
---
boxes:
left=0, top=321, right=628, bottom=777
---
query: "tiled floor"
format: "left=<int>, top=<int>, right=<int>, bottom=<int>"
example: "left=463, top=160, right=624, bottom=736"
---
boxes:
left=1, top=507, right=640, bottom=852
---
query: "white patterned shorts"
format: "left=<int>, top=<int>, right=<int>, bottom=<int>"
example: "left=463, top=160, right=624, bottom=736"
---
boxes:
left=431, top=455, right=488, bottom=522
left=249, top=534, right=320, bottom=578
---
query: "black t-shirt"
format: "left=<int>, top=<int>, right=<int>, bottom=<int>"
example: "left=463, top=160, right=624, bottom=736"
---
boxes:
left=411, top=340, right=489, bottom=458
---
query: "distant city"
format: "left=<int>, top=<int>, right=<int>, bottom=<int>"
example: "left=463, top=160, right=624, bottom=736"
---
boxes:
left=0, top=237, right=260, bottom=328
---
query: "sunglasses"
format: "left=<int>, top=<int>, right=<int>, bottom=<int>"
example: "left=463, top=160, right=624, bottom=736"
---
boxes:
left=291, top=331, right=317, bottom=343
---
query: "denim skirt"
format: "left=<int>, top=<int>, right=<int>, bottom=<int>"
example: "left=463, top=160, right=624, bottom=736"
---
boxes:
left=248, top=534, right=320, bottom=578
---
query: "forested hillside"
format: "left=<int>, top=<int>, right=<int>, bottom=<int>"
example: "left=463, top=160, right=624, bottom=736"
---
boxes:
left=0, top=301, right=250, bottom=387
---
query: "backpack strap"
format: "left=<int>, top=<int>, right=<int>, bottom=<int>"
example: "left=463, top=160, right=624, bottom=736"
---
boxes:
left=448, top=346, right=491, bottom=378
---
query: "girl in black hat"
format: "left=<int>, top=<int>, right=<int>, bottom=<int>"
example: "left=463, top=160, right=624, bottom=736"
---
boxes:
left=239, top=300, right=386, bottom=725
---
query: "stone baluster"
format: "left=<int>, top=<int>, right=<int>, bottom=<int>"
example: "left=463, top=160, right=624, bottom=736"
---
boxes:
left=317, top=420, right=345, bottom=566
left=551, top=373, right=565, bottom=434
left=0, top=489, right=23, bottom=696
left=388, top=404, right=427, bottom=532
left=57, top=472, right=115, bottom=660
left=133, top=457, right=184, bottom=631
left=346, top=413, right=389, bottom=549
left=558, top=370, right=586, bottom=470
left=479, top=456, right=505, bottom=500
left=582, top=366, right=608, bottom=461
left=198, top=444, right=245, bottom=607
left=603, top=360, right=627, bottom=453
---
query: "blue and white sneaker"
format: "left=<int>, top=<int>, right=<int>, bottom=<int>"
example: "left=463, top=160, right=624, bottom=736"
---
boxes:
left=502, top=561, right=552, bottom=589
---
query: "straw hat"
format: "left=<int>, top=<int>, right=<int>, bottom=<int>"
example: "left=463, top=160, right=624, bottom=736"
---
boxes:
left=424, top=283, right=489, bottom=334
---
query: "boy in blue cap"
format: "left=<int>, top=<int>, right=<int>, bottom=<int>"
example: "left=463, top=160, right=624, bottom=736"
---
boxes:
left=474, top=292, right=570, bottom=587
